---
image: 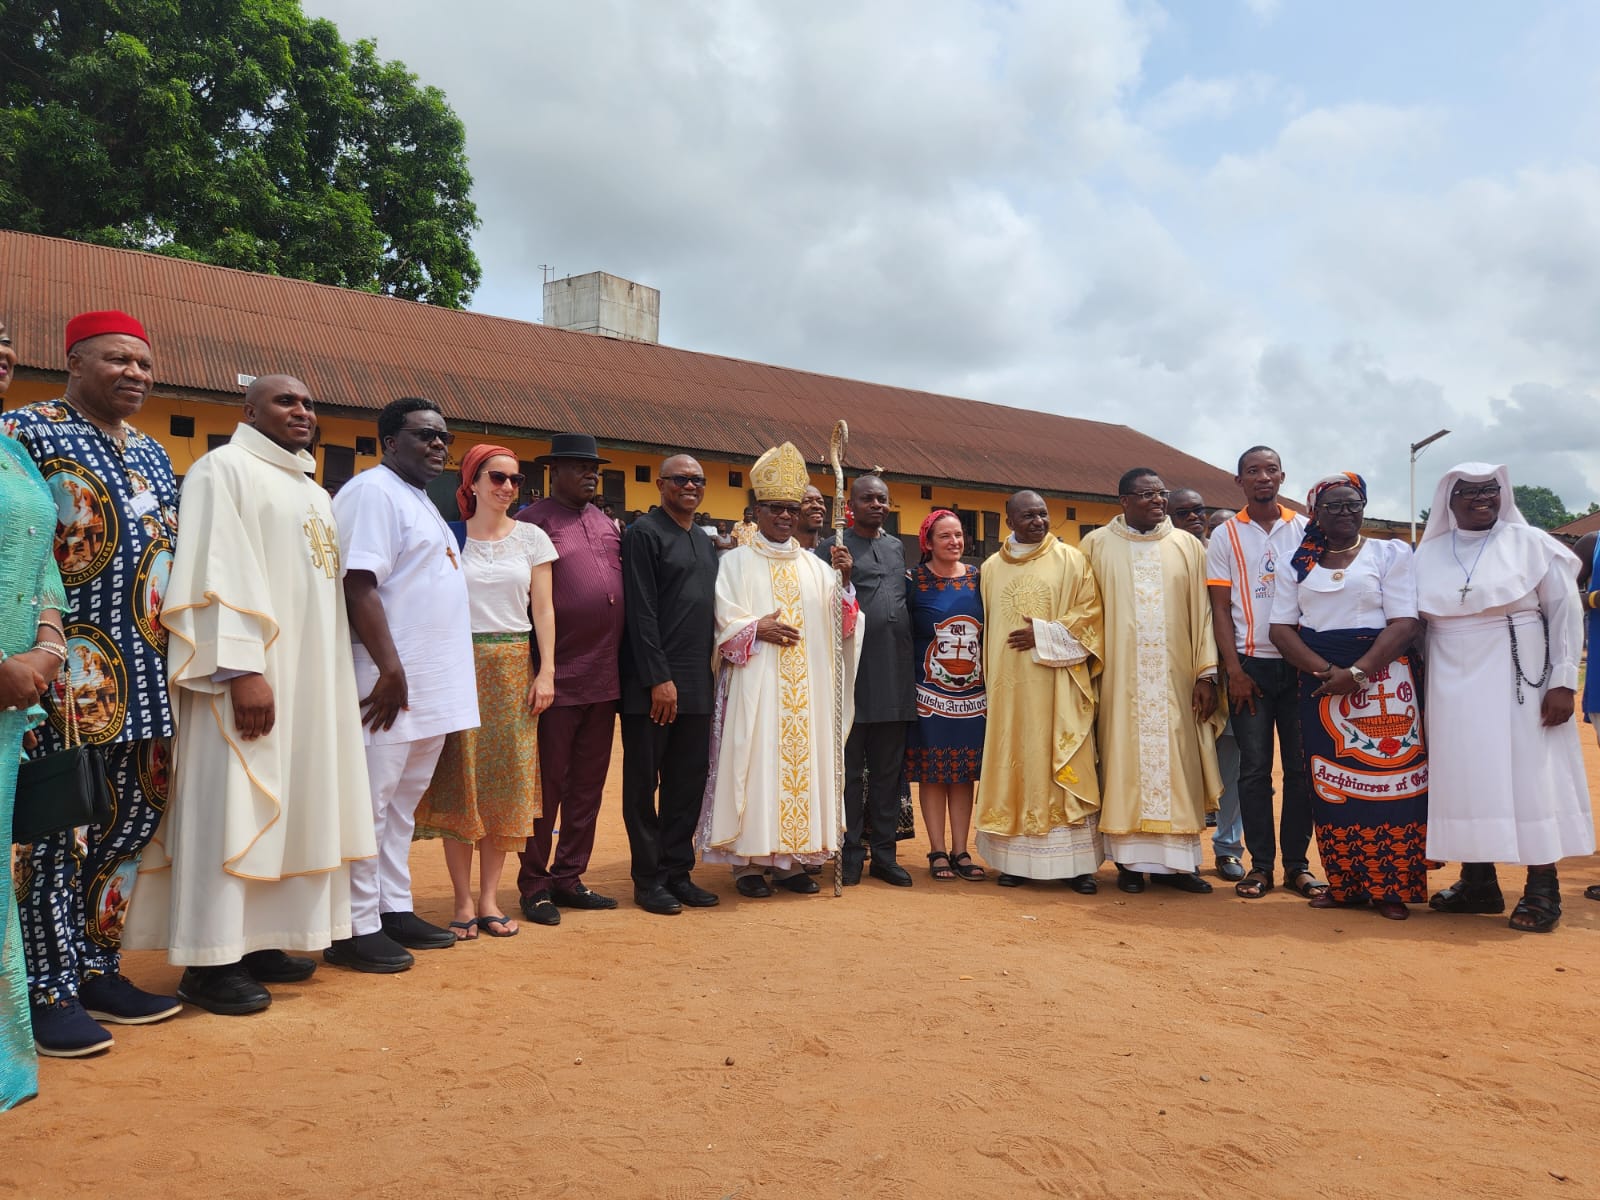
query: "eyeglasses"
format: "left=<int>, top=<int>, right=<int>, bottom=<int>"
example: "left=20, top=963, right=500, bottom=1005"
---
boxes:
left=661, top=473, right=707, bottom=488
left=485, top=470, right=525, bottom=487
left=0, top=335, right=11, bottom=347
left=400, top=426, right=455, bottom=446
left=1121, top=488, right=1169, bottom=502
left=1169, top=504, right=1205, bottom=518
left=1317, top=500, right=1365, bottom=515
left=762, top=503, right=801, bottom=516
left=1451, top=484, right=1501, bottom=501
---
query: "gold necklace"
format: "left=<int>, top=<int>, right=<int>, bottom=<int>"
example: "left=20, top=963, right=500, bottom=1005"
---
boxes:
left=1327, top=535, right=1363, bottom=581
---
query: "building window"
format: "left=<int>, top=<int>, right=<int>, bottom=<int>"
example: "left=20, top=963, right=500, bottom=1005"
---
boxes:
left=1064, top=506, right=1076, bottom=520
left=728, top=470, right=743, bottom=488
left=1079, top=523, right=1100, bottom=540
left=170, top=415, right=195, bottom=438
left=920, top=484, right=933, bottom=500
left=206, top=433, right=230, bottom=452
left=323, top=445, right=356, bottom=491
left=635, top=465, right=650, bottom=483
left=356, top=437, right=377, bottom=457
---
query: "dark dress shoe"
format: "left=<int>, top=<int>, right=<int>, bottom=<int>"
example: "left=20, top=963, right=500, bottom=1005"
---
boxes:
left=176, top=964, right=271, bottom=1015
left=550, top=883, right=619, bottom=910
left=323, top=931, right=414, bottom=974
left=520, top=893, right=562, bottom=926
left=241, top=949, right=316, bottom=983
left=996, top=873, right=1027, bottom=888
left=776, top=873, right=820, bottom=894
left=634, top=886, right=683, bottom=915
left=1067, top=874, right=1099, bottom=894
left=735, top=875, right=773, bottom=898
left=667, top=879, right=720, bottom=908
left=1151, top=872, right=1213, bottom=894
left=841, top=862, right=863, bottom=887
left=1116, top=867, right=1146, bottom=893
left=869, top=861, right=913, bottom=887
left=380, top=910, right=457, bottom=949
left=1375, top=901, right=1410, bottom=921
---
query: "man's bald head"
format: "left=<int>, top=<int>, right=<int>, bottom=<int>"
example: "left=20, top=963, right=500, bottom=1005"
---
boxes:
left=242, top=374, right=316, bottom=452
left=656, top=452, right=706, bottom=523
left=1005, top=490, right=1050, bottom=544
left=849, top=473, right=891, bottom=534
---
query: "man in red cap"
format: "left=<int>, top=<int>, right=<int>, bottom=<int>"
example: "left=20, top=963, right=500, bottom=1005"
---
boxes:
left=2, top=311, right=183, bottom=1056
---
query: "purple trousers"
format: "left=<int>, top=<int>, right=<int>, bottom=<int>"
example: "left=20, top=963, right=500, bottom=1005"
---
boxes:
left=517, top=701, right=617, bottom=897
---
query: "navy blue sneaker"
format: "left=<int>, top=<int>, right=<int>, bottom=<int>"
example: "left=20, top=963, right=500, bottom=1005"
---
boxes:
left=78, top=973, right=182, bottom=1025
left=31, top=999, right=114, bottom=1058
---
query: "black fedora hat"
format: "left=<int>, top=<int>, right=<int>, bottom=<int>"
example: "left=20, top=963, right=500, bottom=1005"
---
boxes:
left=534, top=432, right=610, bottom=466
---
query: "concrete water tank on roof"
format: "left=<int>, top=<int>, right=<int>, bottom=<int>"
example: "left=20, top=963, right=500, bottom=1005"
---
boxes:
left=542, top=271, right=660, bottom=343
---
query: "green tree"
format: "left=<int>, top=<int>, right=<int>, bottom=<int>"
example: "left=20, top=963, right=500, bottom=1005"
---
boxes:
left=1512, top=484, right=1574, bottom=531
left=0, top=0, right=480, bottom=307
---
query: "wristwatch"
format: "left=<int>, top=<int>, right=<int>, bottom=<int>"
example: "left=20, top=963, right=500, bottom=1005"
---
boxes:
left=1348, top=665, right=1368, bottom=687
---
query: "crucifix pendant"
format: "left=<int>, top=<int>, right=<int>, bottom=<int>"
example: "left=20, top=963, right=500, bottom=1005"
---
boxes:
left=1458, top=582, right=1472, bottom=603
left=445, top=545, right=458, bottom=569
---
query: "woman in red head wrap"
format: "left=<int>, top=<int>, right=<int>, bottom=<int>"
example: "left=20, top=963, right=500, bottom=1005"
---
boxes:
left=414, top=445, right=558, bottom=938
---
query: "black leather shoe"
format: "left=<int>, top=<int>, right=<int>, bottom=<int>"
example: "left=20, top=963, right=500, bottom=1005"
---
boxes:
left=380, top=910, right=457, bottom=949
left=1067, top=874, right=1099, bottom=895
left=550, top=883, right=619, bottom=910
left=323, top=931, right=414, bottom=974
left=241, top=949, right=316, bottom=983
left=841, top=862, right=863, bottom=887
left=1116, top=866, right=1146, bottom=893
left=177, top=964, right=271, bottom=1015
left=667, top=879, right=720, bottom=908
left=776, top=873, right=820, bottom=894
left=869, top=861, right=913, bottom=887
left=520, top=893, right=562, bottom=925
left=634, top=885, right=682, bottom=915
left=1151, top=871, right=1213, bottom=894
left=735, top=875, right=773, bottom=898
left=996, top=873, right=1026, bottom=888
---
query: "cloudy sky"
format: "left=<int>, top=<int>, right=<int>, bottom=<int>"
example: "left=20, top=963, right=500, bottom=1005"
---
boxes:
left=305, top=0, right=1600, bottom=520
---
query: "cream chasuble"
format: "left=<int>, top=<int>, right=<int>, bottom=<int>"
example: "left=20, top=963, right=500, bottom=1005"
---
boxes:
left=1081, top=517, right=1223, bottom=871
left=699, top=537, right=862, bottom=866
left=974, top=535, right=1106, bottom=877
left=124, top=423, right=376, bottom=965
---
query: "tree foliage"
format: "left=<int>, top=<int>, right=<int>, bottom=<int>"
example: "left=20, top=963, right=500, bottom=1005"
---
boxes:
left=0, top=0, right=480, bottom=306
left=1512, top=484, right=1574, bottom=531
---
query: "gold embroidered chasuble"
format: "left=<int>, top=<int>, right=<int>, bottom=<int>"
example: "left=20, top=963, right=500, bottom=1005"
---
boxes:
left=704, top=536, right=861, bottom=863
left=974, top=535, right=1103, bottom=838
left=1081, top=516, right=1224, bottom=838
left=124, top=423, right=375, bottom=963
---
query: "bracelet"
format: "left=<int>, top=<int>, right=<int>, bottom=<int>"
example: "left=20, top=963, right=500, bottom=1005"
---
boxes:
left=36, top=616, right=65, bottom=634
left=34, top=641, right=68, bottom=665
left=1588, top=592, right=1600, bottom=611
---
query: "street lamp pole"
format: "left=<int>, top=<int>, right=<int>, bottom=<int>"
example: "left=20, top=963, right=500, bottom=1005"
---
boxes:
left=1409, top=429, right=1451, bottom=544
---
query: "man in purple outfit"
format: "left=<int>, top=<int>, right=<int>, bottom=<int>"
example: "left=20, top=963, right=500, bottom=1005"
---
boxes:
left=514, top=433, right=625, bottom=925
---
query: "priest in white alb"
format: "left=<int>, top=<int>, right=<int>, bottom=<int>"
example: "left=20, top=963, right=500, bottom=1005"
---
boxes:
left=697, top=442, right=862, bottom=897
left=974, top=490, right=1106, bottom=892
left=124, top=375, right=375, bottom=1014
left=1081, top=467, right=1225, bottom=895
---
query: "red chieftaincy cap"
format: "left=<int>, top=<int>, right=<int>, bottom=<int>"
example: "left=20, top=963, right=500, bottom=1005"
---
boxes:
left=65, top=310, right=150, bottom=356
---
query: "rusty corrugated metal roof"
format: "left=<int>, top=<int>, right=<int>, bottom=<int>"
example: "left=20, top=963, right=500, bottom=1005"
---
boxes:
left=0, top=230, right=1245, bottom=501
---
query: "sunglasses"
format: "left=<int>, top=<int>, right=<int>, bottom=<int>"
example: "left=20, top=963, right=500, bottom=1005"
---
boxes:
left=484, top=470, right=525, bottom=487
left=400, top=426, right=455, bottom=446
left=1169, top=504, right=1205, bottom=518
left=762, top=503, right=802, bottom=516
left=661, top=473, right=707, bottom=488
left=1122, top=488, right=1169, bottom=502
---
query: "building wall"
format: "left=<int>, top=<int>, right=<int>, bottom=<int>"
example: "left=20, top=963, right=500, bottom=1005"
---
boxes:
left=2, top=380, right=1121, bottom=547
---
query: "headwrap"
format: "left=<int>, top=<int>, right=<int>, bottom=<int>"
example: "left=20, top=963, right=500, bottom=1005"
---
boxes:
left=456, top=443, right=518, bottom=518
left=65, top=310, right=149, bottom=356
left=1289, top=471, right=1367, bottom=581
left=918, top=509, right=959, bottom=555
left=1412, top=461, right=1576, bottom=617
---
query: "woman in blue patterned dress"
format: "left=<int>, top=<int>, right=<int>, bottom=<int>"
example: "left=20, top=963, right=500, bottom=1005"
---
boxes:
left=1, top=317, right=71, bottom=1108
left=904, top=510, right=987, bottom=881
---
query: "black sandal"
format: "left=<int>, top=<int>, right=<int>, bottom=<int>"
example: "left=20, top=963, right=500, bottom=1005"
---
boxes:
left=927, top=850, right=957, bottom=882
left=1284, top=869, right=1329, bottom=899
left=1234, top=869, right=1273, bottom=899
left=949, top=851, right=987, bottom=882
left=1509, top=870, right=1561, bottom=933
left=1429, top=863, right=1505, bottom=914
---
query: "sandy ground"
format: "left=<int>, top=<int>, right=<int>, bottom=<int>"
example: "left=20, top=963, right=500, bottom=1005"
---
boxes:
left=5, top=734, right=1599, bottom=1200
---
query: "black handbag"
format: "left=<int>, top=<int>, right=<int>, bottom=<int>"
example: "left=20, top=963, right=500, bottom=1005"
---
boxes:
left=11, top=673, right=115, bottom=844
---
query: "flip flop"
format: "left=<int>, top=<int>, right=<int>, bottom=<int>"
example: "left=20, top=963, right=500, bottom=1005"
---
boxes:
left=475, top=914, right=519, bottom=938
left=448, top=919, right=478, bottom=941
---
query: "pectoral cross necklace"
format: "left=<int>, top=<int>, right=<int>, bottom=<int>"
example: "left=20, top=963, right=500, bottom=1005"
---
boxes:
left=1450, top=529, right=1492, bottom=604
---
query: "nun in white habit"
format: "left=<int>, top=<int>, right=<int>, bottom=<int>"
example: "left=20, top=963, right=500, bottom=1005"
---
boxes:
left=1413, top=462, right=1595, bottom=933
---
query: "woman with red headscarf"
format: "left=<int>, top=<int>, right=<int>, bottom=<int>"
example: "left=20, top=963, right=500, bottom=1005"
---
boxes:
left=904, top=510, right=987, bottom=881
left=413, top=445, right=557, bottom=938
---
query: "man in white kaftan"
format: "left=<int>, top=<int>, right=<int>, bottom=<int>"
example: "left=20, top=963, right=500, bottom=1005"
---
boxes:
left=1415, top=462, right=1594, bottom=932
left=699, top=442, right=862, bottom=897
left=125, top=377, right=376, bottom=1014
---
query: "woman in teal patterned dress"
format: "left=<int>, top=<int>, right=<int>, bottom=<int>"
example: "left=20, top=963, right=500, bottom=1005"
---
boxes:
left=1, top=316, right=70, bottom=1109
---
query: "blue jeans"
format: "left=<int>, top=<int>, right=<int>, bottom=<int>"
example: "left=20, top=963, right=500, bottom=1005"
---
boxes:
left=1232, top=657, right=1313, bottom=877
left=1212, top=716, right=1243, bottom=860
